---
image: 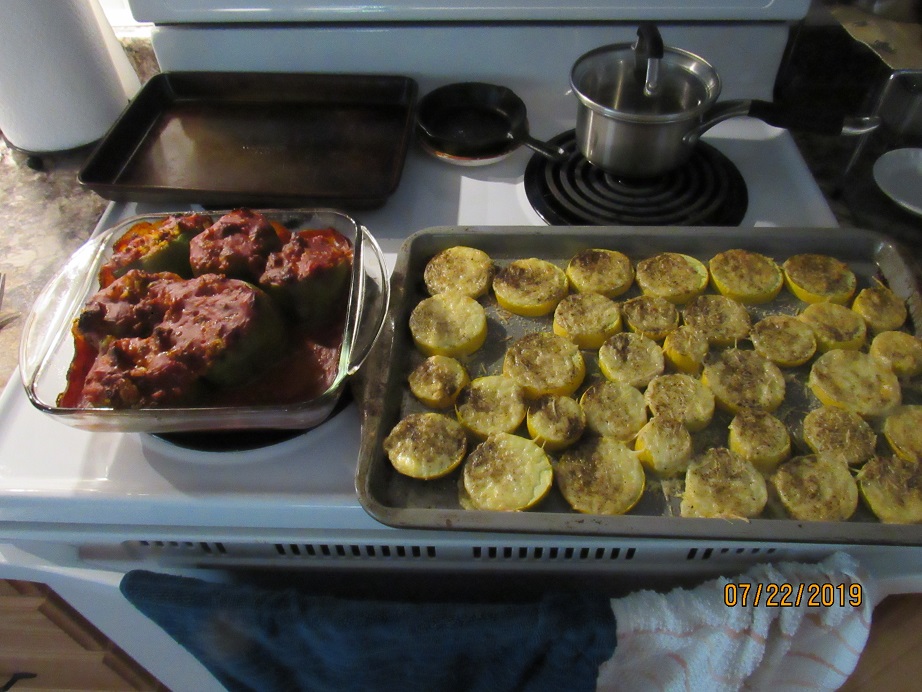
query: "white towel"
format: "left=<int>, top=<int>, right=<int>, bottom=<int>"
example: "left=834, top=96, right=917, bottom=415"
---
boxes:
left=596, top=552, right=875, bottom=692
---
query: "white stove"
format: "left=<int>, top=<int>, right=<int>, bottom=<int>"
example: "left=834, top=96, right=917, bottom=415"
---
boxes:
left=1, top=0, right=909, bottom=578
left=2, top=3, right=920, bottom=688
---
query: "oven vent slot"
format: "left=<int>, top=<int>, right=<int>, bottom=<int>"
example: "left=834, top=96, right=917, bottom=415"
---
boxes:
left=135, top=540, right=227, bottom=555
left=122, top=540, right=443, bottom=564
left=686, top=547, right=778, bottom=561
left=274, top=543, right=439, bottom=560
left=471, top=546, right=636, bottom=561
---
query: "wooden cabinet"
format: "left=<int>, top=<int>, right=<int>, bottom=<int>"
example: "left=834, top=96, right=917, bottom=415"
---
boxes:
left=0, top=579, right=166, bottom=691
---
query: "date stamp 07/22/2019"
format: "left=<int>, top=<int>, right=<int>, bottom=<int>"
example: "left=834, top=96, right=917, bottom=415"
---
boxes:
left=724, top=582, right=864, bottom=608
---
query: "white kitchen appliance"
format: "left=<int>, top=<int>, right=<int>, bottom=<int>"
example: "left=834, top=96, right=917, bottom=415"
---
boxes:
left=2, top=2, right=918, bottom=689
left=0, top=0, right=140, bottom=153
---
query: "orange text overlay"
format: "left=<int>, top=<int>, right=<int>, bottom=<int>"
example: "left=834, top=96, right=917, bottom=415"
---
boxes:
left=724, top=582, right=863, bottom=608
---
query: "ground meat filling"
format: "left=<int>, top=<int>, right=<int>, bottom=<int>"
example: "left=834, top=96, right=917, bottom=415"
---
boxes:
left=80, top=335, right=200, bottom=408
left=259, top=228, right=354, bottom=323
left=75, top=270, right=179, bottom=349
left=76, top=272, right=273, bottom=408
left=98, top=213, right=213, bottom=287
left=261, top=228, right=353, bottom=286
left=159, top=274, right=265, bottom=371
left=189, top=208, right=283, bottom=282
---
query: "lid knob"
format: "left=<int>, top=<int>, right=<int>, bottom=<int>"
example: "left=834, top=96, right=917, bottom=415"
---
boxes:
left=633, top=22, right=664, bottom=97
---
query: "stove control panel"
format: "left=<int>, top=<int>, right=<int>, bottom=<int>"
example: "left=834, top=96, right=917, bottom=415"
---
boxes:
left=128, top=0, right=812, bottom=23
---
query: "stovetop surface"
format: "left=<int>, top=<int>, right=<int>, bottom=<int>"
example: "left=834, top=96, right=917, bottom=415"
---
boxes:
left=0, top=118, right=839, bottom=536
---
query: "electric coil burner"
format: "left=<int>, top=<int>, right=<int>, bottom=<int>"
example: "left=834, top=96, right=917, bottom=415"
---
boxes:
left=525, top=130, right=748, bottom=226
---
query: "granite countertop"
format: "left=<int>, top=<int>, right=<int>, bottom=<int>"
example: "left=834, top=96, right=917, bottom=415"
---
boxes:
left=0, top=33, right=159, bottom=392
left=0, top=144, right=108, bottom=392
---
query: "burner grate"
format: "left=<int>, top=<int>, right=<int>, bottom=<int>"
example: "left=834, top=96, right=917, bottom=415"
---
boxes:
left=525, top=130, right=748, bottom=226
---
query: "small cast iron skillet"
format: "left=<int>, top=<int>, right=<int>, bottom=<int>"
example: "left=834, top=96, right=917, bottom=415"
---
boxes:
left=416, top=82, right=566, bottom=165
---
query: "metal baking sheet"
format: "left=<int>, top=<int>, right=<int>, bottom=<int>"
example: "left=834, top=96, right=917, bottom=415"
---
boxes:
left=356, top=225, right=922, bottom=545
left=79, top=72, right=418, bottom=208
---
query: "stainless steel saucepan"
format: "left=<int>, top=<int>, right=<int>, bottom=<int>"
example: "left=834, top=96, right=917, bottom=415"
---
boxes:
left=570, top=23, right=878, bottom=178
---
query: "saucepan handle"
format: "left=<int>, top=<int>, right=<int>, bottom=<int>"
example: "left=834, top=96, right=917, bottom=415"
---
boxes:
left=346, top=226, right=391, bottom=376
left=748, top=100, right=880, bottom=136
left=688, top=99, right=880, bottom=145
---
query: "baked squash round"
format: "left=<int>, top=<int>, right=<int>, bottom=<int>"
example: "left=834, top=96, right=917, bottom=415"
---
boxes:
left=708, top=248, right=783, bottom=304
left=807, top=349, right=901, bottom=418
left=802, top=405, right=877, bottom=467
left=502, top=332, right=586, bottom=399
left=463, top=433, right=554, bottom=511
left=552, top=292, right=622, bottom=349
left=565, top=248, right=634, bottom=297
left=749, top=314, right=817, bottom=367
left=493, top=258, right=568, bottom=317
left=772, top=454, right=858, bottom=522
left=727, top=408, right=791, bottom=473
left=455, top=375, right=527, bottom=438
left=556, top=436, right=645, bottom=515
left=635, top=252, right=709, bottom=304
left=408, top=355, right=470, bottom=409
left=701, top=349, right=786, bottom=414
left=409, top=292, right=488, bottom=358
left=423, top=245, right=494, bottom=298
left=680, top=447, right=767, bottom=519
left=598, top=332, right=665, bottom=389
left=634, top=416, right=693, bottom=478
left=383, top=412, right=467, bottom=480
left=782, top=253, right=856, bottom=305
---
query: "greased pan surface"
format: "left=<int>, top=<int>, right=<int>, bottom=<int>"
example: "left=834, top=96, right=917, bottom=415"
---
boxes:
left=79, top=72, right=418, bottom=208
left=356, top=225, right=922, bottom=545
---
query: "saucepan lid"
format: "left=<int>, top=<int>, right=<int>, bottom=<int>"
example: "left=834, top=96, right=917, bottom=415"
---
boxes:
left=570, top=26, right=721, bottom=124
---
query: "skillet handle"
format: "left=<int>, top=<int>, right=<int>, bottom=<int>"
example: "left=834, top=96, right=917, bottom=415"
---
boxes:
left=517, top=133, right=569, bottom=162
left=748, top=100, right=879, bottom=136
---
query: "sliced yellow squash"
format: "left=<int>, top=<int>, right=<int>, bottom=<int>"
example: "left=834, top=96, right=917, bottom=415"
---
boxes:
left=383, top=412, right=467, bottom=480
left=782, top=253, right=856, bottom=304
left=423, top=245, right=494, bottom=298
left=635, top=252, right=709, bottom=304
left=463, top=433, right=553, bottom=511
left=708, top=248, right=783, bottom=304
left=409, top=292, right=487, bottom=357
left=680, top=447, right=767, bottom=519
left=493, top=257, right=568, bottom=317
left=556, top=436, right=645, bottom=515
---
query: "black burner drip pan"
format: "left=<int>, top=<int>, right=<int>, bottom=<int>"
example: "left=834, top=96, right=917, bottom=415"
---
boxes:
left=151, top=389, right=353, bottom=453
left=525, top=130, right=748, bottom=226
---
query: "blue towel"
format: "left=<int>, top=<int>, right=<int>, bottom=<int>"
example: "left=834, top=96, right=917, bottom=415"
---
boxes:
left=120, top=569, right=616, bottom=692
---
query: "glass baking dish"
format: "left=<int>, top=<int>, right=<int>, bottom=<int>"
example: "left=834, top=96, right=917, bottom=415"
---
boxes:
left=20, top=209, right=389, bottom=433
